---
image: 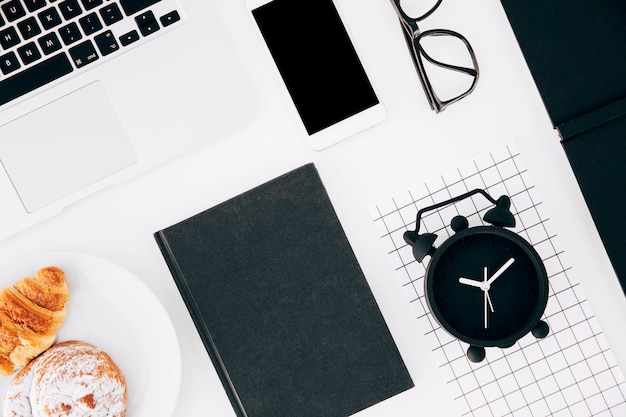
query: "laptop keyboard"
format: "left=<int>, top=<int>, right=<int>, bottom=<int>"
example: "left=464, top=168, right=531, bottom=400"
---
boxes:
left=0, top=0, right=183, bottom=107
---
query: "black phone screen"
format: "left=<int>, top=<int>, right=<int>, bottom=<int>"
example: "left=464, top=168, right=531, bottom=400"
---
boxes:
left=252, top=0, right=379, bottom=135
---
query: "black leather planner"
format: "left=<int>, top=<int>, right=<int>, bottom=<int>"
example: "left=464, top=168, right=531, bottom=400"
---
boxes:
left=500, top=0, right=626, bottom=296
left=154, top=164, right=413, bottom=417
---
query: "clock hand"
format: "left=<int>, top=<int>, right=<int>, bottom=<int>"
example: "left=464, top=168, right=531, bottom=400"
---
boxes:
left=483, top=267, right=494, bottom=312
left=487, top=257, right=515, bottom=286
left=458, top=277, right=483, bottom=288
left=482, top=267, right=494, bottom=328
left=459, top=274, right=494, bottom=327
left=483, top=267, right=494, bottom=329
left=484, top=289, right=488, bottom=328
left=485, top=287, right=494, bottom=312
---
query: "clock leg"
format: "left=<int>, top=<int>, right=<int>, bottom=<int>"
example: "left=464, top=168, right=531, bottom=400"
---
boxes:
left=532, top=320, right=550, bottom=339
left=467, top=345, right=486, bottom=363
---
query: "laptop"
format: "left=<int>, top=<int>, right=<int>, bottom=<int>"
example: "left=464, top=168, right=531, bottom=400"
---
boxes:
left=499, top=0, right=626, bottom=295
left=0, top=0, right=255, bottom=241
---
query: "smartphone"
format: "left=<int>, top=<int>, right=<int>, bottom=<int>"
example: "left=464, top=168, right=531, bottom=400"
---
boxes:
left=247, top=0, right=386, bottom=150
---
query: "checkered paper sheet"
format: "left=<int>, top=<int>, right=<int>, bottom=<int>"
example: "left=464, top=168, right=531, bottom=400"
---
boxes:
left=369, top=142, right=626, bottom=417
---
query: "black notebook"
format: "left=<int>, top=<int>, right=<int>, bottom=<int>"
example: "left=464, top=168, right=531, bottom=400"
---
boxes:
left=500, top=0, right=626, bottom=295
left=154, top=164, right=413, bottom=417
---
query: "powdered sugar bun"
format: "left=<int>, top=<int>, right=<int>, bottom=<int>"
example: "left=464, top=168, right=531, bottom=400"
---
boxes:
left=3, top=341, right=127, bottom=417
left=3, top=356, right=37, bottom=417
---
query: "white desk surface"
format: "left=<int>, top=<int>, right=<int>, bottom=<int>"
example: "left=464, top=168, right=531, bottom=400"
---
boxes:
left=1, top=1, right=625, bottom=416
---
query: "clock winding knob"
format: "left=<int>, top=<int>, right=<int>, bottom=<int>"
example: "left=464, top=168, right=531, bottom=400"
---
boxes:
left=450, top=215, right=469, bottom=232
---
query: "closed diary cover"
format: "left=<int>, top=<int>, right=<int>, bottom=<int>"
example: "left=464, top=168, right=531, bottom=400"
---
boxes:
left=500, top=0, right=626, bottom=129
left=500, top=0, right=626, bottom=295
left=154, top=164, right=413, bottom=417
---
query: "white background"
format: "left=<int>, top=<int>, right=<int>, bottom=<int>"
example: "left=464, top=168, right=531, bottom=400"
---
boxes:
left=1, top=0, right=625, bottom=416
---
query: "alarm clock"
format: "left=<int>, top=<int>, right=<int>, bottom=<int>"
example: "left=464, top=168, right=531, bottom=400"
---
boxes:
left=403, top=189, right=550, bottom=362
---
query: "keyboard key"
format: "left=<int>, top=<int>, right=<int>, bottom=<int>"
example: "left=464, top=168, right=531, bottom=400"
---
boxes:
left=17, top=17, right=42, bottom=40
left=119, top=29, right=139, bottom=46
left=24, top=0, right=47, bottom=13
left=80, top=0, right=103, bottom=11
left=0, top=26, right=20, bottom=49
left=0, top=51, right=20, bottom=75
left=38, top=32, right=62, bottom=54
left=135, top=11, right=159, bottom=36
left=120, top=0, right=160, bottom=16
left=69, top=39, right=98, bottom=68
left=58, top=0, right=82, bottom=20
left=99, top=3, right=123, bottom=26
left=59, top=22, right=82, bottom=45
left=94, top=30, right=118, bottom=56
left=79, top=12, right=102, bottom=35
left=17, top=42, right=42, bottom=65
left=38, top=7, right=62, bottom=30
left=0, top=53, right=73, bottom=106
left=160, top=10, right=180, bottom=27
left=1, top=0, right=26, bottom=22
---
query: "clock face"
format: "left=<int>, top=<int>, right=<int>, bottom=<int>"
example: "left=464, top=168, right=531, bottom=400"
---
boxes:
left=425, top=226, right=549, bottom=348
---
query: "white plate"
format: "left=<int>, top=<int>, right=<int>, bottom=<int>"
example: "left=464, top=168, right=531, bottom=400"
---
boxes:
left=0, top=252, right=181, bottom=417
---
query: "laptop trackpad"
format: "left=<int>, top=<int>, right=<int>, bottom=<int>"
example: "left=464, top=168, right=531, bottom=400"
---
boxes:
left=0, top=82, right=137, bottom=213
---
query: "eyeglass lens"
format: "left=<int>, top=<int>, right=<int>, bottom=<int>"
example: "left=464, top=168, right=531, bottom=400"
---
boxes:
left=417, top=32, right=477, bottom=104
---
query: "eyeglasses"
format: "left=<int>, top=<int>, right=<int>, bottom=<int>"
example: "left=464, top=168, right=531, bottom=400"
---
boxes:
left=390, top=0, right=479, bottom=112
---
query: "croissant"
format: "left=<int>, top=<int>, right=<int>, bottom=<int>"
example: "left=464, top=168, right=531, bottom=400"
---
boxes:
left=0, top=266, right=69, bottom=376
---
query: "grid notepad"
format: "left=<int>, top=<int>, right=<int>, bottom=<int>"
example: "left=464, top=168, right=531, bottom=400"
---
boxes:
left=369, top=142, right=626, bottom=417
